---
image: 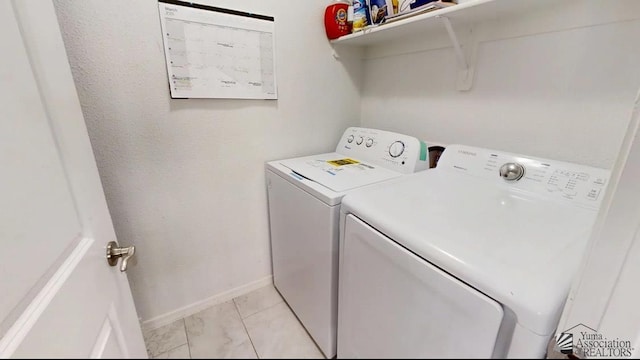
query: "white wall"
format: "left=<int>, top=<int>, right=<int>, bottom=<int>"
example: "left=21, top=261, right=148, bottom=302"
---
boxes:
left=53, top=0, right=361, bottom=323
left=359, top=0, right=640, bottom=168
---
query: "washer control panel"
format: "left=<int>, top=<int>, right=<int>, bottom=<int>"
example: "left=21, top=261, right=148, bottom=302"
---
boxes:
left=438, top=145, right=610, bottom=209
left=336, top=127, right=430, bottom=174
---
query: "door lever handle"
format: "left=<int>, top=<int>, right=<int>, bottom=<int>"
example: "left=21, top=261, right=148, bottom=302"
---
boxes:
left=106, top=241, right=135, bottom=272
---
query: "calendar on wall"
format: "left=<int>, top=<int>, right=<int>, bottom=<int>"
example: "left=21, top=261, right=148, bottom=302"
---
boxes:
left=158, top=0, right=277, bottom=99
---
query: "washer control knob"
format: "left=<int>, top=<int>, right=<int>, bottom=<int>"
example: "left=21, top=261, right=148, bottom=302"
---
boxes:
left=499, top=162, right=525, bottom=181
left=347, top=135, right=354, bottom=143
left=389, top=141, right=405, bottom=158
left=365, top=138, right=374, bottom=147
left=356, top=136, right=364, bottom=145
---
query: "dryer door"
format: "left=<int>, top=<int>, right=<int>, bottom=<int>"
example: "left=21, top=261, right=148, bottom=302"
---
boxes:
left=338, top=215, right=504, bottom=358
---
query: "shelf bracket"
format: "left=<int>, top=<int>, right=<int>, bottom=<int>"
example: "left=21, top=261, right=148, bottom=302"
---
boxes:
left=437, top=15, right=476, bottom=91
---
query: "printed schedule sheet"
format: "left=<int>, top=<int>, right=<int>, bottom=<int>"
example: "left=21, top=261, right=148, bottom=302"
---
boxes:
left=158, top=1, right=277, bottom=99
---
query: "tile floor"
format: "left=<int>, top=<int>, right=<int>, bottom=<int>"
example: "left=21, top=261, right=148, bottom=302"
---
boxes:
left=143, top=284, right=325, bottom=359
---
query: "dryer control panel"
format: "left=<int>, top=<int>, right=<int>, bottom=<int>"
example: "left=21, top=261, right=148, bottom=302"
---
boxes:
left=335, top=127, right=431, bottom=174
left=437, top=145, right=610, bottom=209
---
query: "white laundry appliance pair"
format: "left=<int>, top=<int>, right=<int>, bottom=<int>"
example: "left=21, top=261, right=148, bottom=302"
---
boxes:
left=337, top=144, right=610, bottom=358
left=265, top=127, right=433, bottom=357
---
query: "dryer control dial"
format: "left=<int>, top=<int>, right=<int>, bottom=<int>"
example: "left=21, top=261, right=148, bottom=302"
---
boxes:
left=499, top=162, right=525, bottom=181
left=389, top=141, right=405, bottom=158
left=347, top=135, right=354, bottom=143
left=356, top=136, right=364, bottom=145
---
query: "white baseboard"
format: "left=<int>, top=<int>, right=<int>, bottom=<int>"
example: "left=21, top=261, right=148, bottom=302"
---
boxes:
left=141, top=275, right=273, bottom=331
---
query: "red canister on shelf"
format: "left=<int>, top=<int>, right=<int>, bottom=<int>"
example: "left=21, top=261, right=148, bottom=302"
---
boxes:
left=324, top=1, right=351, bottom=40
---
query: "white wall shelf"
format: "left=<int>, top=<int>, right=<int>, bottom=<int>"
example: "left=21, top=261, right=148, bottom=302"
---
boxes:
left=330, top=0, right=557, bottom=47
left=330, top=0, right=559, bottom=90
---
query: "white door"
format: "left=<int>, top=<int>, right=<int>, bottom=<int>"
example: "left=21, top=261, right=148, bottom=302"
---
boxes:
left=0, top=0, right=146, bottom=358
left=555, top=88, right=640, bottom=357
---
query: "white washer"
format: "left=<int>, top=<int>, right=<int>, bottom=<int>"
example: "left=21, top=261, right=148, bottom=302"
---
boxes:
left=338, top=144, right=610, bottom=358
left=266, top=127, right=431, bottom=358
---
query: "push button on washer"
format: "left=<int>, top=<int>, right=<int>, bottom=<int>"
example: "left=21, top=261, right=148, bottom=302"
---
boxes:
left=593, top=178, right=607, bottom=186
left=586, top=188, right=601, bottom=201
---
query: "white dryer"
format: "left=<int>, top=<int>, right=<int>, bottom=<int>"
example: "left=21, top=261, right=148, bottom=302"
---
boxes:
left=338, top=145, right=610, bottom=358
left=266, top=127, right=432, bottom=358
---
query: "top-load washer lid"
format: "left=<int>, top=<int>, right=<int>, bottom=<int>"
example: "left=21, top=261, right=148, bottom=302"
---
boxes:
left=279, top=153, right=403, bottom=193
left=340, top=145, right=610, bottom=337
